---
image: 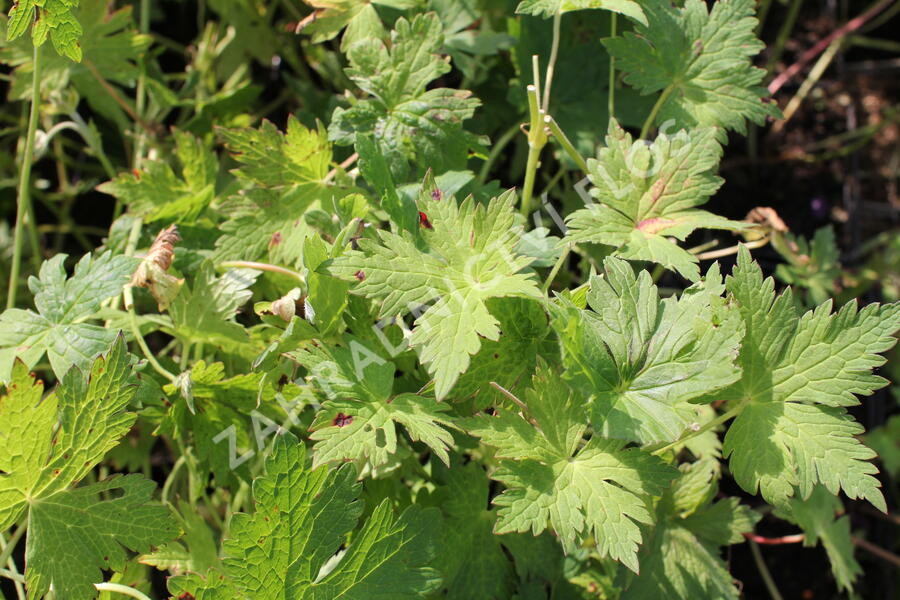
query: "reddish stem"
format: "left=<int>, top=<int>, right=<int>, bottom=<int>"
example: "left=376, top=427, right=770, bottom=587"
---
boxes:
left=744, top=532, right=805, bottom=545
left=768, top=0, right=895, bottom=95
left=853, top=536, right=900, bottom=568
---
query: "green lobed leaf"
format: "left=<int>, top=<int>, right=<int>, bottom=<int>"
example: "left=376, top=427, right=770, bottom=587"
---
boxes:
left=329, top=13, right=486, bottom=180
left=0, top=251, right=139, bottom=381
left=555, top=257, right=743, bottom=444
left=516, top=0, right=646, bottom=25
left=172, top=433, right=442, bottom=599
left=291, top=336, right=456, bottom=469
left=564, top=121, right=743, bottom=281
left=465, top=364, right=678, bottom=571
left=0, top=338, right=177, bottom=599
left=721, top=246, right=900, bottom=510
left=618, top=461, right=758, bottom=599
left=98, top=130, right=217, bottom=223
left=775, top=486, right=862, bottom=592
left=323, top=184, right=542, bottom=399
left=603, top=0, right=780, bottom=134
left=26, top=475, right=178, bottom=600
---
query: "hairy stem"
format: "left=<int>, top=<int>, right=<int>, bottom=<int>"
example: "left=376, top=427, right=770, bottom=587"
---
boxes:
left=639, top=84, right=674, bottom=140
left=94, top=583, right=154, bottom=600
left=651, top=401, right=746, bottom=456
left=218, top=260, right=306, bottom=283
left=7, top=40, right=43, bottom=310
left=542, top=12, right=562, bottom=112
left=543, top=244, right=571, bottom=295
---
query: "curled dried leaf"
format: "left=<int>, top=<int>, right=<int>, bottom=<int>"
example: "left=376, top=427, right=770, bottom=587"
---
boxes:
left=131, top=224, right=184, bottom=310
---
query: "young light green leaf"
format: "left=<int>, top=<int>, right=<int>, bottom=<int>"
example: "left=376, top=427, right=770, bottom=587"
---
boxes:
left=172, top=433, right=442, bottom=599
left=721, top=246, right=900, bottom=510
left=565, top=122, right=742, bottom=281
left=0, top=251, right=139, bottom=381
left=300, top=0, right=416, bottom=51
left=218, top=117, right=332, bottom=188
left=323, top=186, right=541, bottom=399
left=465, top=365, right=678, bottom=571
left=555, top=258, right=743, bottom=444
left=213, top=119, right=353, bottom=261
left=516, top=0, right=646, bottom=25
left=603, top=0, right=780, bottom=134
left=329, top=13, right=486, bottom=179
left=291, top=337, right=455, bottom=468
left=0, top=337, right=136, bottom=529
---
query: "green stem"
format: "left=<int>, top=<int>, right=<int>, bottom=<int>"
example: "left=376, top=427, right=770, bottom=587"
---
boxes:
left=0, top=568, right=25, bottom=584
left=541, top=12, right=562, bottom=112
left=521, top=84, right=547, bottom=218
left=766, top=0, right=803, bottom=74
left=542, top=245, right=571, bottom=295
left=0, top=523, right=26, bottom=568
left=161, top=455, right=186, bottom=505
left=218, top=261, right=306, bottom=283
left=478, top=122, right=519, bottom=183
left=749, top=539, right=784, bottom=600
left=608, top=13, right=617, bottom=118
left=0, top=525, right=26, bottom=599
left=94, top=583, right=154, bottom=600
left=521, top=145, right=542, bottom=218
left=639, top=84, right=674, bottom=140
left=545, top=115, right=588, bottom=172
left=7, top=41, right=43, bottom=310
left=651, top=401, right=746, bottom=456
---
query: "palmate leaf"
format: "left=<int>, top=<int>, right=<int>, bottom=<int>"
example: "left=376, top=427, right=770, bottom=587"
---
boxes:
left=323, top=185, right=542, bottom=399
left=603, top=0, right=780, bottom=134
left=300, top=0, right=418, bottom=51
left=0, top=339, right=178, bottom=599
left=554, top=257, right=743, bottom=444
left=565, top=122, right=742, bottom=281
left=99, top=130, right=217, bottom=223
left=618, top=459, right=758, bottom=599
left=516, top=0, right=646, bottom=25
left=0, top=251, right=139, bottom=382
left=170, top=433, right=442, bottom=599
left=213, top=118, right=353, bottom=261
left=720, top=246, right=900, bottom=510
left=329, top=13, right=486, bottom=180
left=289, top=336, right=455, bottom=469
left=8, top=0, right=83, bottom=62
left=465, top=365, right=677, bottom=571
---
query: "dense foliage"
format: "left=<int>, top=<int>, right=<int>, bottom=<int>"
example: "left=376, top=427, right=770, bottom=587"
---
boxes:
left=1, top=0, right=898, bottom=598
